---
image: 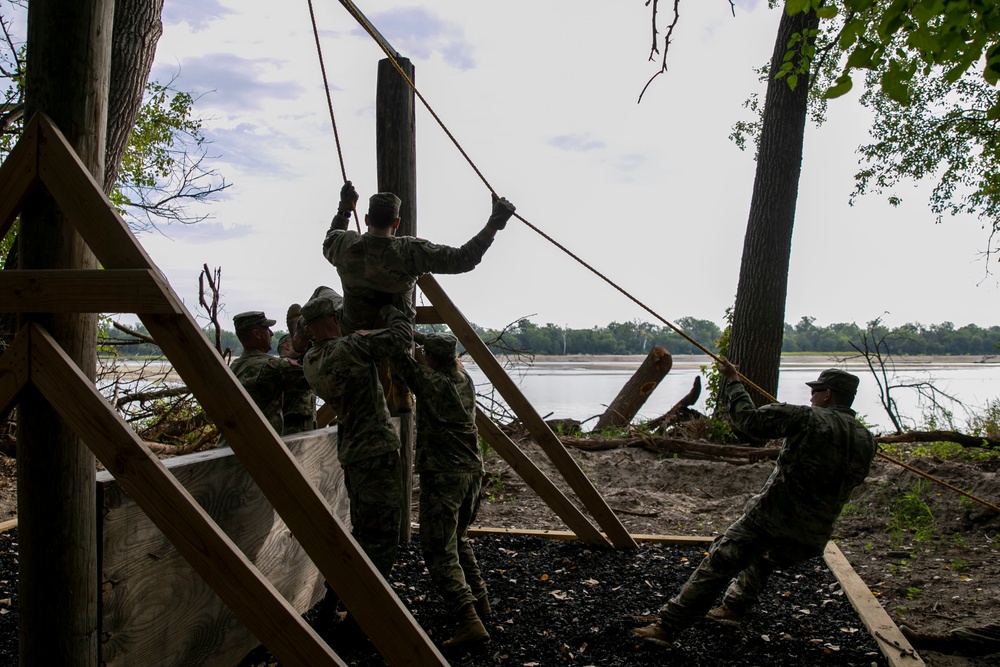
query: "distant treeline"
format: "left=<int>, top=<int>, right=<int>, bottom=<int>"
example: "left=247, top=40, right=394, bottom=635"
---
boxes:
left=99, top=317, right=1000, bottom=358
left=472, top=317, right=1000, bottom=357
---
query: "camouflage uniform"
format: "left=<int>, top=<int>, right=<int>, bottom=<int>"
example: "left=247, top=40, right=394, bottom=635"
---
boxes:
left=390, top=340, right=488, bottom=614
left=277, top=334, right=316, bottom=435
left=302, top=304, right=412, bottom=577
left=228, top=348, right=309, bottom=436
left=322, top=226, right=495, bottom=333
left=659, top=380, right=876, bottom=628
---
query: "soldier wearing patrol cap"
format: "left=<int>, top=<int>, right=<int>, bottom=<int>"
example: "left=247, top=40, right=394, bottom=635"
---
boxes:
left=387, top=330, right=491, bottom=648
left=226, top=311, right=310, bottom=437
left=636, top=361, right=876, bottom=647
left=300, top=295, right=412, bottom=583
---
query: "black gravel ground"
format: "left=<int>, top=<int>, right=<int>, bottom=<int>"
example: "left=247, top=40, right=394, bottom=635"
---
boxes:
left=250, top=534, right=887, bottom=667
left=0, top=529, right=886, bottom=666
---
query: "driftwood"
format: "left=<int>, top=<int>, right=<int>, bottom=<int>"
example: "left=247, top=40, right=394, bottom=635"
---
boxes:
left=645, top=376, right=702, bottom=433
left=558, top=434, right=779, bottom=463
left=876, top=430, right=1000, bottom=449
left=592, top=345, right=672, bottom=432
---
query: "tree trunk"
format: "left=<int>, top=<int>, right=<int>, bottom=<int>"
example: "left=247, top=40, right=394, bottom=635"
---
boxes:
left=104, top=0, right=165, bottom=190
left=593, top=345, right=672, bottom=431
left=727, top=8, right=819, bottom=405
left=19, top=1, right=112, bottom=664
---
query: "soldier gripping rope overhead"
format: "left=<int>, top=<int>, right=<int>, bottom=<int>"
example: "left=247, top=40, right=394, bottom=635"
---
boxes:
left=635, top=361, right=877, bottom=647
left=323, top=182, right=516, bottom=333
left=388, top=331, right=491, bottom=649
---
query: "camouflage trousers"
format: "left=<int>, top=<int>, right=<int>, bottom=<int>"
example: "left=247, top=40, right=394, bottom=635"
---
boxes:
left=343, top=450, right=403, bottom=578
left=281, top=414, right=315, bottom=436
left=418, top=471, right=487, bottom=614
left=659, top=515, right=826, bottom=629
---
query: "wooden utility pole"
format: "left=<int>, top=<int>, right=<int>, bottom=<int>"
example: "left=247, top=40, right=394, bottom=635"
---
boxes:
left=376, top=57, right=417, bottom=542
left=19, top=0, right=112, bottom=663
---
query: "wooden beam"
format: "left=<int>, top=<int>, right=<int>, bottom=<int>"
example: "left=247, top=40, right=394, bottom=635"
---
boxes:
left=139, top=311, right=447, bottom=667
left=823, top=541, right=925, bottom=667
left=475, top=409, right=608, bottom=546
left=30, top=111, right=444, bottom=665
left=462, top=525, right=716, bottom=546
left=0, top=113, right=39, bottom=237
left=419, top=275, right=637, bottom=549
left=34, top=114, right=156, bottom=268
left=0, top=326, right=30, bottom=416
left=26, top=324, right=346, bottom=667
left=414, top=305, right=442, bottom=324
left=0, top=269, right=183, bottom=313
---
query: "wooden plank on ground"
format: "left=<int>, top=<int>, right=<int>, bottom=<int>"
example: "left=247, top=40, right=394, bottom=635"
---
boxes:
left=461, top=525, right=716, bottom=546
left=823, top=541, right=926, bottom=667
left=0, top=326, right=30, bottom=416
left=34, top=113, right=446, bottom=666
left=98, top=428, right=347, bottom=667
left=0, top=113, right=39, bottom=237
left=419, top=274, right=636, bottom=549
left=26, top=323, right=345, bottom=667
left=0, top=269, right=183, bottom=313
left=0, top=519, right=14, bottom=534
left=475, top=409, right=606, bottom=545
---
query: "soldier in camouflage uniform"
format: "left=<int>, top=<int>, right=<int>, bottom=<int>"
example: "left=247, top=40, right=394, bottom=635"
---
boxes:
left=388, top=331, right=490, bottom=649
left=300, top=296, right=411, bottom=578
left=226, top=311, right=310, bottom=437
left=636, top=361, right=876, bottom=646
left=323, top=183, right=516, bottom=333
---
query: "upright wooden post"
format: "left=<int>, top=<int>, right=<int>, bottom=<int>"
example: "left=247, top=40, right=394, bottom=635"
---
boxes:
left=18, top=0, right=112, bottom=663
left=376, top=56, right=417, bottom=542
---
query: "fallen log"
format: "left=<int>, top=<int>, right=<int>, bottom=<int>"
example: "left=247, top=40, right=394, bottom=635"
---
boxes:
left=558, top=434, right=779, bottom=463
left=876, top=430, right=1000, bottom=449
left=593, top=345, right=672, bottom=432
left=645, top=376, right=702, bottom=433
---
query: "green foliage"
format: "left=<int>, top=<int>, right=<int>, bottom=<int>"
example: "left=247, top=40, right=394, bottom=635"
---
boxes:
left=701, top=307, right=732, bottom=416
left=888, top=480, right=936, bottom=546
left=905, top=586, right=921, bottom=600
left=948, top=558, right=969, bottom=572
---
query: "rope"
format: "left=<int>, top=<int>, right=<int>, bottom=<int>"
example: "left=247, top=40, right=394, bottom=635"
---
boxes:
left=306, top=0, right=360, bottom=232
left=332, top=0, right=1000, bottom=516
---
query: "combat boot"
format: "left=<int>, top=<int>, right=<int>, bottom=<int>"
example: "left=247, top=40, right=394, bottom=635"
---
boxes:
left=442, top=603, right=490, bottom=649
left=706, top=603, right=743, bottom=627
left=634, top=620, right=680, bottom=648
left=474, top=594, right=492, bottom=620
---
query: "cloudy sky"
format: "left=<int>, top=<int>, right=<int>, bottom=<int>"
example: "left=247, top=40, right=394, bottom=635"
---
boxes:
left=25, top=1, right=1000, bottom=334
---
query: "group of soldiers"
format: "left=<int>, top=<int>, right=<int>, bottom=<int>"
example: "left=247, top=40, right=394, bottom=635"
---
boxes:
left=226, top=183, right=516, bottom=648
left=223, top=182, right=952, bottom=656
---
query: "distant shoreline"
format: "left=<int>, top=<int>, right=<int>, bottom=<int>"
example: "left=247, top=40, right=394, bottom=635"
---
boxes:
left=467, top=353, right=1000, bottom=369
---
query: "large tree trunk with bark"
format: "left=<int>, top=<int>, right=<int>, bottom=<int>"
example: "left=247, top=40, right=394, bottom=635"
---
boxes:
left=104, top=0, right=165, bottom=190
left=726, top=9, right=819, bottom=405
left=19, top=1, right=113, bottom=664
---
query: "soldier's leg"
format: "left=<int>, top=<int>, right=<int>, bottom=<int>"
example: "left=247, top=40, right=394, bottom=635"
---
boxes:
left=722, top=537, right=819, bottom=614
left=344, top=451, right=403, bottom=578
left=456, top=473, right=488, bottom=604
left=419, top=471, right=477, bottom=614
left=659, top=519, right=768, bottom=629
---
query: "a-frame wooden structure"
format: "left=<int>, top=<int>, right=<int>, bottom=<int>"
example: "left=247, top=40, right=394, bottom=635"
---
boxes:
left=0, top=113, right=447, bottom=666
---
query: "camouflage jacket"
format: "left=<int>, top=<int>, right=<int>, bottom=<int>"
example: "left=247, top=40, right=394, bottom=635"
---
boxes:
left=726, top=382, right=877, bottom=545
left=389, top=353, right=483, bottom=474
left=303, top=305, right=412, bottom=465
left=322, top=227, right=494, bottom=331
left=229, top=349, right=309, bottom=434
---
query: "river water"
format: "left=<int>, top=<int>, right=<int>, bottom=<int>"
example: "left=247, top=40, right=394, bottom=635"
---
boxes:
left=464, top=355, right=1000, bottom=434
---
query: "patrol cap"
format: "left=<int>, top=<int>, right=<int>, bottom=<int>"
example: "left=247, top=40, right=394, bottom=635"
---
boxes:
left=424, top=332, right=458, bottom=358
left=301, top=295, right=339, bottom=324
left=805, top=368, right=860, bottom=396
left=368, top=192, right=401, bottom=218
left=233, top=311, right=275, bottom=333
